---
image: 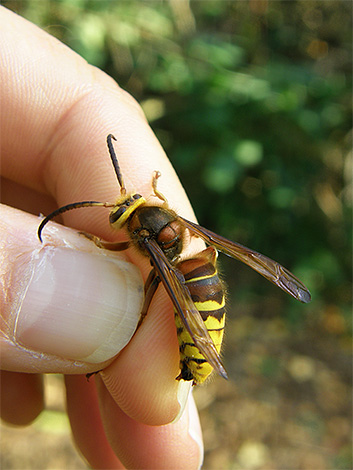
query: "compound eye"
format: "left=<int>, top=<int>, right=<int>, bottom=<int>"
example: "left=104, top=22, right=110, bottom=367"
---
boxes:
left=110, top=206, right=126, bottom=224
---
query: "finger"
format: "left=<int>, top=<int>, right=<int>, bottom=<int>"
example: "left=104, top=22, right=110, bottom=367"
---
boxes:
left=1, top=204, right=188, bottom=424
left=1, top=7, right=197, bottom=232
left=0, top=371, right=44, bottom=425
left=100, top=283, right=192, bottom=425
left=95, top=376, right=203, bottom=470
left=1, top=8, right=205, bottom=425
left=65, top=375, right=124, bottom=469
left=1, top=176, right=58, bottom=218
left=0, top=204, right=143, bottom=374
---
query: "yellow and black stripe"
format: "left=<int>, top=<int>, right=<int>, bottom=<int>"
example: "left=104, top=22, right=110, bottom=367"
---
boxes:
left=175, top=247, right=226, bottom=384
left=38, top=134, right=311, bottom=387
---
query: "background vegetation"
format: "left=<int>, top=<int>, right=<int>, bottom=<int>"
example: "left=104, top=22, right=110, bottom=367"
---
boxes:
left=2, top=1, right=352, bottom=469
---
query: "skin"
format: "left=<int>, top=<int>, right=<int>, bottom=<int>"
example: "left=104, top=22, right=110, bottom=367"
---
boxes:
left=0, top=7, right=204, bottom=469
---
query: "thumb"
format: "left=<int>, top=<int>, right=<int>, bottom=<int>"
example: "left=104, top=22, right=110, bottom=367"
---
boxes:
left=0, top=204, right=144, bottom=374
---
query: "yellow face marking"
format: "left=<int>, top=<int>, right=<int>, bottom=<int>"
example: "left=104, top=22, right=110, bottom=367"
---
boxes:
left=110, top=195, right=146, bottom=229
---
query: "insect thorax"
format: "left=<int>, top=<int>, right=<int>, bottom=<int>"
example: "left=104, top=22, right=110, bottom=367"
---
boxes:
left=128, top=206, right=184, bottom=261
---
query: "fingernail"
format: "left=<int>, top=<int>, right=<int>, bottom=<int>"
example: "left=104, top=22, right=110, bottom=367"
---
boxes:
left=171, top=379, right=192, bottom=424
left=188, top=393, right=204, bottom=470
left=14, top=246, right=144, bottom=363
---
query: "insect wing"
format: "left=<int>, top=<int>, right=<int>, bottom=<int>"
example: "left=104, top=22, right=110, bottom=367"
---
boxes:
left=180, top=217, right=311, bottom=304
left=143, top=239, right=228, bottom=380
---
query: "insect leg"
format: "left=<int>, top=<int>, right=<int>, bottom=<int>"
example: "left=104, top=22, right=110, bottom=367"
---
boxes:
left=79, top=232, right=130, bottom=251
left=152, top=171, right=168, bottom=204
left=138, top=268, right=161, bottom=327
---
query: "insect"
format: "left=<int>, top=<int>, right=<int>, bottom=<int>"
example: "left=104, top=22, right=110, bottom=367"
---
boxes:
left=38, top=134, right=311, bottom=385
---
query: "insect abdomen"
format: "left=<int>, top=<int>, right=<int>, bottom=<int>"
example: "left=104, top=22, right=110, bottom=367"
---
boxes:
left=175, top=247, right=226, bottom=384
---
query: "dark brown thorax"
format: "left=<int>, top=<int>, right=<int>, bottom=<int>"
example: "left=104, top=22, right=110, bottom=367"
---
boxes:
left=128, top=206, right=185, bottom=261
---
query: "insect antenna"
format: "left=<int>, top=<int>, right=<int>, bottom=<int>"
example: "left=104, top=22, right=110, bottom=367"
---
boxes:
left=37, top=201, right=113, bottom=242
left=107, top=134, right=126, bottom=196
left=38, top=134, right=124, bottom=242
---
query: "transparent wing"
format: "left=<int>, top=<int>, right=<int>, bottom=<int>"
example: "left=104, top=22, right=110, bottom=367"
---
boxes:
left=180, top=217, right=311, bottom=304
left=143, top=239, right=228, bottom=380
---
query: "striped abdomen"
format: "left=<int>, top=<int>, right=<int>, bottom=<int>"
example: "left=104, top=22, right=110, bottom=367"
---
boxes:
left=175, top=246, right=226, bottom=384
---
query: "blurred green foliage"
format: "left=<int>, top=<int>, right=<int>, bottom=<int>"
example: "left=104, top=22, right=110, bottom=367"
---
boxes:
left=6, top=0, right=350, bottom=330
left=6, top=0, right=351, bottom=336
left=4, top=1, right=351, bottom=468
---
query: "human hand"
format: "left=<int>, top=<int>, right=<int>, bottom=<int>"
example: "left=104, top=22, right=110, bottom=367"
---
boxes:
left=0, top=7, right=203, bottom=468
